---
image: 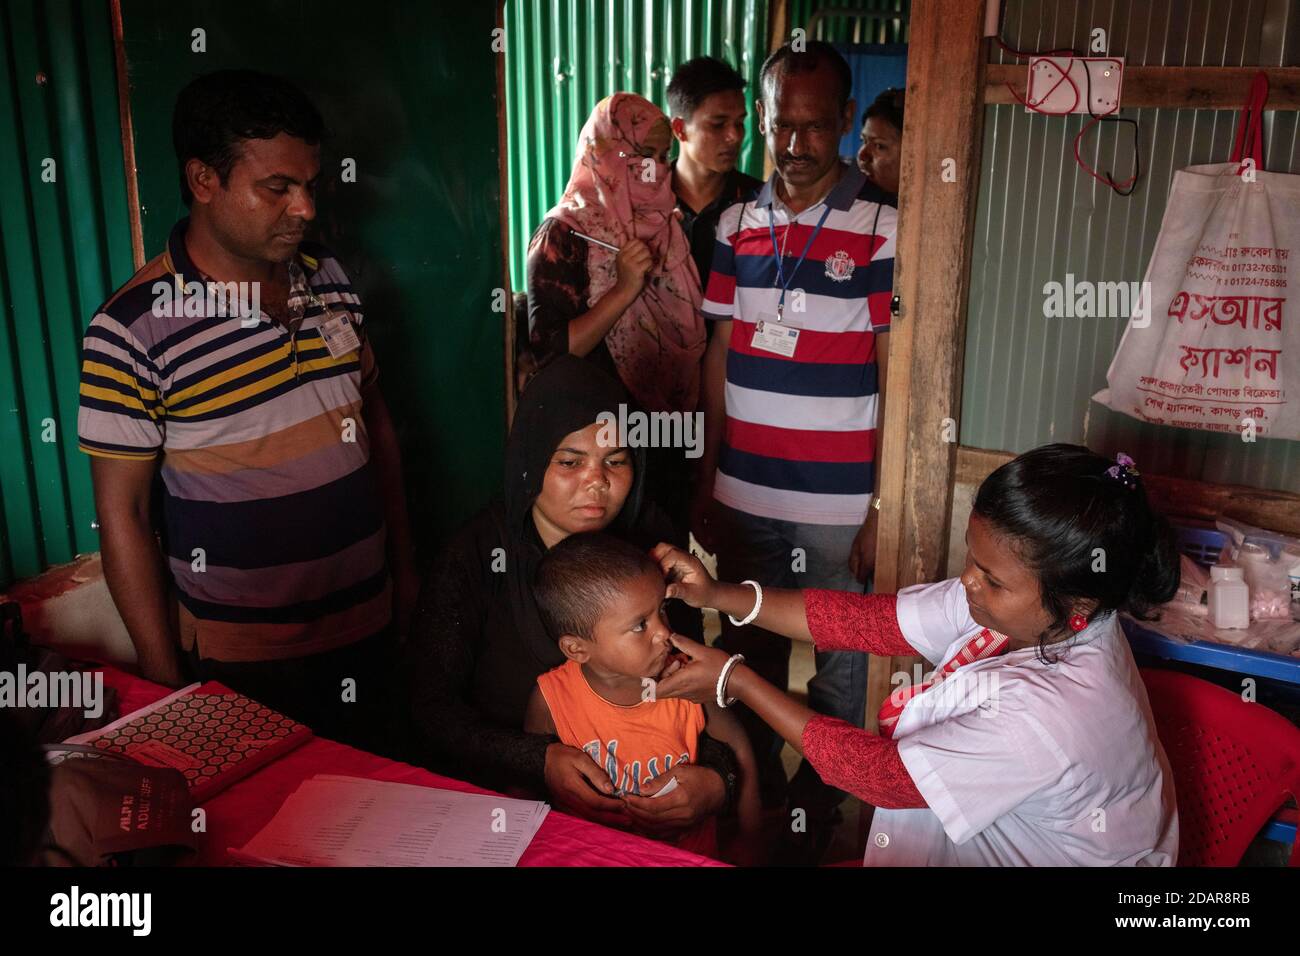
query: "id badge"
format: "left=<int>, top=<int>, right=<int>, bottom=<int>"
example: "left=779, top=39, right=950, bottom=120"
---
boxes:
left=319, top=311, right=361, bottom=359
left=750, top=313, right=799, bottom=358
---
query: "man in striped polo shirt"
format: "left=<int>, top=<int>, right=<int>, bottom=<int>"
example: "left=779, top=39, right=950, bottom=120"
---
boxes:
left=695, top=42, right=897, bottom=861
left=77, top=72, right=415, bottom=750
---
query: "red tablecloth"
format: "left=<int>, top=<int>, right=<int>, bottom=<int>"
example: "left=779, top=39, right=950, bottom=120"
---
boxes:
left=98, top=665, right=724, bottom=867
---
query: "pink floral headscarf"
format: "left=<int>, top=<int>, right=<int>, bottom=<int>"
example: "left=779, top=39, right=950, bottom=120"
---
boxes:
left=545, top=93, right=705, bottom=413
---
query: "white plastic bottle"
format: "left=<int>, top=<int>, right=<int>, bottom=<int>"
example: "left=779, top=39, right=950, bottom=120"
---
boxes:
left=1288, top=551, right=1300, bottom=623
left=1208, top=566, right=1250, bottom=630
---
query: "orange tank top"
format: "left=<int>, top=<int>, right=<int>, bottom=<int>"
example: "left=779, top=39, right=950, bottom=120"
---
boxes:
left=536, top=660, right=706, bottom=797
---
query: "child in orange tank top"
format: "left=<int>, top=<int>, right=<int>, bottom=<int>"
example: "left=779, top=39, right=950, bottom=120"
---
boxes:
left=526, top=532, right=762, bottom=864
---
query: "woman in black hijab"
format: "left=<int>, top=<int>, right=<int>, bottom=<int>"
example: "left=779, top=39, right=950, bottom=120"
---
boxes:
left=407, top=355, right=736, bottom=835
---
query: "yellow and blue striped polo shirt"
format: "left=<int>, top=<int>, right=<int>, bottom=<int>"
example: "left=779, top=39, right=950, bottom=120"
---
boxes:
left=77, top=218, right=391, bottom=662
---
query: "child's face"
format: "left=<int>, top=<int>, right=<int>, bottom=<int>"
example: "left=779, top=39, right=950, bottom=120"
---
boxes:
left=960, top=513, right=1055, bottom=647
left=562, top=567, right=674, bottom=680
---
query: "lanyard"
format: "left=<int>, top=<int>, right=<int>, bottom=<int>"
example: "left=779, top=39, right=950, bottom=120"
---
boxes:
left=768, top=200, right=832, bottom=321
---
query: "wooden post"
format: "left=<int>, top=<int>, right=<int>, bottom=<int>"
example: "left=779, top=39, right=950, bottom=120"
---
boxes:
left=110, top=0, right=144, bottom=270
left=868, top=0, right=989, bottom=729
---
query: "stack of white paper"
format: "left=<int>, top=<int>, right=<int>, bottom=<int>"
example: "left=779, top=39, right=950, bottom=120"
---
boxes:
left=230, top=774, right=550, bottom=867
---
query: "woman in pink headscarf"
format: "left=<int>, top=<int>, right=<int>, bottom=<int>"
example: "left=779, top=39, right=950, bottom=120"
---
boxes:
left=526, top=93, right=706, bottom=416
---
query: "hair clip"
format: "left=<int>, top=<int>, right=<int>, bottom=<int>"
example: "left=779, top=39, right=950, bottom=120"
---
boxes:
left=1104, top=452, right=1140, bottom=490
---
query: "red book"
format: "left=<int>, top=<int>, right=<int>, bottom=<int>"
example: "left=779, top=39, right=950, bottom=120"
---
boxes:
left=59, top=681, right=312, bottom=803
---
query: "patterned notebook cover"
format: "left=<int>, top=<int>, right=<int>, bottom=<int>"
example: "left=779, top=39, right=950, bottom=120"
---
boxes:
left=55, top=682, right=312, bottom=803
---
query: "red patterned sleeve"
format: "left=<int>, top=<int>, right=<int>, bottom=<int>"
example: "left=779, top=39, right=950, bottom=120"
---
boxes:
left=803, top=590, right=918, bottom=656
left=801, top=716, right=926, bottom=809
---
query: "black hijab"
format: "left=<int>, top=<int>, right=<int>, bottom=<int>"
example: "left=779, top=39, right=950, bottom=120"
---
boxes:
left=496, top=354, right=649, bottom=678
left=409, top=354, right=703, bottom=786
left=503, top=354, right=647, bottom=545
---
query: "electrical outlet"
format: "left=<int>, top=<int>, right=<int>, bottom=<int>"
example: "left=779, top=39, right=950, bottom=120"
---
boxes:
left=1024, top=56, right=1125, bottom=115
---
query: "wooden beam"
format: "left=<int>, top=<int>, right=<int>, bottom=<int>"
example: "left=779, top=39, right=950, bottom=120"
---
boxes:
left=955, top=445, right=1300, bottom=537
left=986, top=64, right=1300, bottom=110
left=868, top=1, right=988, bottom=730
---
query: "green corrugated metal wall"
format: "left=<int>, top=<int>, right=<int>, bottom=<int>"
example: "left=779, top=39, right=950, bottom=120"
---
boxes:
left=0, top=0, right=136, bottom=589
left=504, top=0, right=771, bottom=289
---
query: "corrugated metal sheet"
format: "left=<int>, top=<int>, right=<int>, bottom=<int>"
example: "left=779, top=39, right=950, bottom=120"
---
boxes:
left=0, top=0, right=135, bottom=589
left=963, top=0, right=1300, bottom=492
left=792, top=0, right=910, bottom=43
left=503, top=0, right=770, bottom=288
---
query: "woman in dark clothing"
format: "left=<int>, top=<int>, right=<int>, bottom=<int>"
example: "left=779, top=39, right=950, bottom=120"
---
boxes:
left=406, top=355, right=735, bottom=835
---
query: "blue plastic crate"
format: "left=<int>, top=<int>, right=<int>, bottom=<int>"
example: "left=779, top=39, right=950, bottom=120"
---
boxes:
left=1173, top=524, right=1228, bottom=568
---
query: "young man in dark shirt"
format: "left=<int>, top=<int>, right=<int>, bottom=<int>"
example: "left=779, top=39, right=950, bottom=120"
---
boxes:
left=667, top=57, right=763, bottom=287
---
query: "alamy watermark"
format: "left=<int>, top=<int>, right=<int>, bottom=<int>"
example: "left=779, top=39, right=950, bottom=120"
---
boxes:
left=50, top=886, right=151, bottom=936
left=152, top=277, right=261, bottom=326
left=889, top=665, right=1001, bottom=718
left=596, top=404, right=703, bottom=459
left=0, top=666, right=104, bottom=719
left=1043, top=274, right=1153, bottom=328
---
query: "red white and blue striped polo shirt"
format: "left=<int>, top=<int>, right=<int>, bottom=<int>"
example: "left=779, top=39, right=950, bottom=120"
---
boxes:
left=702, top=162, right=896, bottom=525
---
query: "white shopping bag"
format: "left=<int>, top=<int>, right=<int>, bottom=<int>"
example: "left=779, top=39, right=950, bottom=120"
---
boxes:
left=1093, top=73, right=1299, bottom=440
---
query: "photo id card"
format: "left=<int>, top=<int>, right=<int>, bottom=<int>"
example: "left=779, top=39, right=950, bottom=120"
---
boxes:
left=319, top=311, right=362, bottom=359
left=750, top=314, right=799, bottom=358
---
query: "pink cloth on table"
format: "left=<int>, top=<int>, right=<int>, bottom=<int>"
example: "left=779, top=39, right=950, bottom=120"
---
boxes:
left=98, top=665, right=724, bottom=867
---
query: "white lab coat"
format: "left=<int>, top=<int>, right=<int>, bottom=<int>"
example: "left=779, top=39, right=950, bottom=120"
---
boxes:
left=864, top=577, right=1178, bottom=866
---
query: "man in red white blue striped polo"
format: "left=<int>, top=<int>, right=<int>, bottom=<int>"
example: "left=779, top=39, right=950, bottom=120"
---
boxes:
left=693, top=41, right=897, bottom=864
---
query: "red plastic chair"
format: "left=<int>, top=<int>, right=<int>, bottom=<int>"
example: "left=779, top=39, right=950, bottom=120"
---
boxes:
left=1140, top=667, right=1300, bottom=866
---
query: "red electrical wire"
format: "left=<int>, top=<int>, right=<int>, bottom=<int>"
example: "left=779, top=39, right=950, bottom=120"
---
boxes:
left=1005, top=57, right=1080, bottom=115
left=995, top=36, right=1075, bottom=59
left=1072, top=102, right=1137, bottom=192
left=994, top=33, right=1138, bottom=194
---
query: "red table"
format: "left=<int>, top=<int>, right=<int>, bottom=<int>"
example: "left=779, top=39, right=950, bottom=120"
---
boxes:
left=98, top=665, right=725, bottom=867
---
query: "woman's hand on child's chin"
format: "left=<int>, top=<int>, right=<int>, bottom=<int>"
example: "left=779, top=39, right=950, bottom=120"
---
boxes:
left=651, top=542, right=717, bottom=609
left=654, top=648, right=690, bottom=682
left=652, top=633, right=730, bottom=704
